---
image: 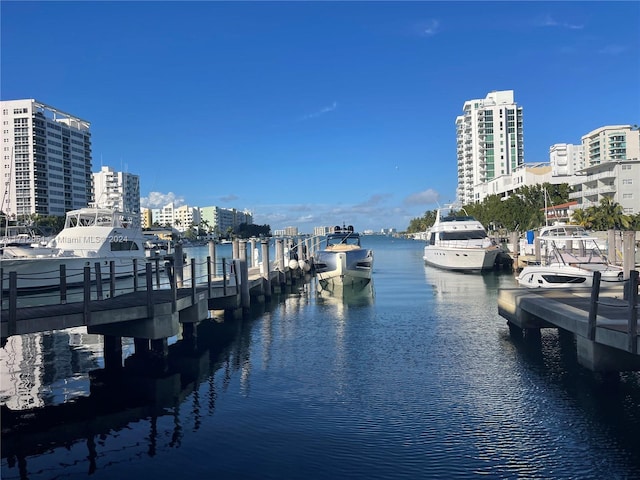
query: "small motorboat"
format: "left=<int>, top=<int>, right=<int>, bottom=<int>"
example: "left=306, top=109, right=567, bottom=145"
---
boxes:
left=313, top=225, right=373, bottom=287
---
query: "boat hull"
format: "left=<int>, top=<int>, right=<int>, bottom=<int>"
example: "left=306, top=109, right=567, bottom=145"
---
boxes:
left=423, top=246, right=500, bottom=272
left=516, top=264, right=624, bottom=289
left=314, top=248, right=373, bottom=287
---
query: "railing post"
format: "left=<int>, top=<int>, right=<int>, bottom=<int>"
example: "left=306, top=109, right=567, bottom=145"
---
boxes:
left=154, top=257, right=161, bottom=289
left=133, top=258, right=139, bottom=292
left=627, top=270, right=639, bottom=354
left=145, top=262, right=154, bottom=318
left=83, top=266, right=91, bottom=325
left=207, top=256, right=212, bottom=295
left=587, top=270, right=602, bottom=340
left=60, top=264, right=67, bottom=305
left=191, top=259, right=196, bottom=304
left=110, top=261, right=116, bottom=298
left=94, top=262, right=103, bottom=301
left=171, top=259, right=178, bottom=313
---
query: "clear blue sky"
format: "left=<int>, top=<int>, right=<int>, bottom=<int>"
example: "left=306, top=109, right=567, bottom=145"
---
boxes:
left=2, top=1, right=638, bottom=233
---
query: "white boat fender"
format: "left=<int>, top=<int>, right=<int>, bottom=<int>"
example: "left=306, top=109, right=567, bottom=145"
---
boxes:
left=289, top=259, right=299, bottom=270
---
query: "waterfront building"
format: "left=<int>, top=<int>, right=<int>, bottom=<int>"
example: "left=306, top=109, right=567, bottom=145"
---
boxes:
left=140, top=208, right=153, bottom=229
left=455, top=90, right=524, bottom=205
left=549, top=143, right=585, bottom=181
left=582, top=125, right=640, bottom=166
left=199, top=206, right=254, bottom=237
left=92, top=165, right=140, bottom=214
left=314, top=226, right=331, bottom=237
left=569, top=126, right=640, bottom=215
left=1, top=99, right=92, bottom=217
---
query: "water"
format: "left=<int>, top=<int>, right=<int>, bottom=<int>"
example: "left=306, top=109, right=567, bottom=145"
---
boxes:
left=2, top=236, right=640, bottom=479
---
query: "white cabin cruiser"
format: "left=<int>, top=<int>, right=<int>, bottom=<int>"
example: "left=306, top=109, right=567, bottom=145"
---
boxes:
left=423, top=207, right=501, bottom=272
left=1, top=207, right=150, bottom=291
left=314, top=225, right=373, bottom=287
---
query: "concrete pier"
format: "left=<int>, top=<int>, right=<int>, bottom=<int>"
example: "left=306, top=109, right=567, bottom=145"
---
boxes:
left=498, top=270, right=640, bottom=372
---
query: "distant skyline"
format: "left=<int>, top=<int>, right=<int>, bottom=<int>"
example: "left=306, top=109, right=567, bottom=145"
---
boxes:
left=1, top=1, right=638, bottom=232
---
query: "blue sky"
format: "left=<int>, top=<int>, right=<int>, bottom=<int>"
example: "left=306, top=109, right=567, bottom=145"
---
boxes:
left=1, top=1, right=638, bottom=232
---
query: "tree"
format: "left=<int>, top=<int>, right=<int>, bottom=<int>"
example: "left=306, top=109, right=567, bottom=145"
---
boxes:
left=591, top=197, right=631, bottom=230
left=570, top=208, right=593, bottom=228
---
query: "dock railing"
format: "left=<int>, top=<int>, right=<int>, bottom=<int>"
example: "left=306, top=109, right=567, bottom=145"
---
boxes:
left=0, top=255, right=238, bottom=311
left=588, top=269, right=639, bottom=353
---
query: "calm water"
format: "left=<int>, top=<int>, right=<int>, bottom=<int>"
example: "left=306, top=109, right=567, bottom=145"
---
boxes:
left=2, top=236, right=640, bottom=479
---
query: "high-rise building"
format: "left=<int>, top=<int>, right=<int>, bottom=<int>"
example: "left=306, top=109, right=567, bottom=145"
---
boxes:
left=92, top=165, right=140, bottom=214
left=455, top=90, right=524, bottom=205
left=1, top=99, right=92, bottom=218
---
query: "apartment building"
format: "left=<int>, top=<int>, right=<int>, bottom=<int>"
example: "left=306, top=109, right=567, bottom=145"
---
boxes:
left=456, top=90, right=524, bottom=205
left=570, top=126, right=640, bottom=214
left=1, top=99, right=92, bottom=217
left=92, top=165, right=140, bottom=214
left=549, top=143, right=585, bottom=179
left=582, top=125, right=640, bottom=166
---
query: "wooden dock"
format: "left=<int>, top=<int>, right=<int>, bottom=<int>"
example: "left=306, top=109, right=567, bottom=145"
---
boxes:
left=498, top=270, right=639, bottom=372
left=1, top=246, right=309, bottom=368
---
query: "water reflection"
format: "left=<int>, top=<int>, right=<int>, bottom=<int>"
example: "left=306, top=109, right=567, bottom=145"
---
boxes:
left=423, top=264, right=513, bottom=301
left=1, top=316, right=251, bottom=478
left=316, top=280, right=375, bottom=308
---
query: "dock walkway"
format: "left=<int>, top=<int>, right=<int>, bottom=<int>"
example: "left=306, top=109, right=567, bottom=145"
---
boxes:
left=498, top=270, right=639, bottom=372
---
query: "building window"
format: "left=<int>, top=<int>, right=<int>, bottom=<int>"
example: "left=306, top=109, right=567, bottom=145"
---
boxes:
left=622, top=179, right=633, bottom=185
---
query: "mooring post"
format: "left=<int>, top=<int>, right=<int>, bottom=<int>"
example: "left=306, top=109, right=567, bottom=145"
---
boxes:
left=627, top=270, right=639, bottom=354
left=239, top=259, right=250, bottom=311
left=250, top=238, right=257, bottom=267
left=587, top=270, right=602, bottom=341
left=174, top=243, right=184, bottom=288
left=239, top=239, right=247, bottom=262
left=222, top=258, right=228, bottom=296
left=8, top=272, right=17, bottom=336
left=608, top=229, right=617, bottom=265
left=261, top=239, right=271, bottom=300
left=623, top=231, right=635, bottom=283
left=208, top=239, right=216, bottom=279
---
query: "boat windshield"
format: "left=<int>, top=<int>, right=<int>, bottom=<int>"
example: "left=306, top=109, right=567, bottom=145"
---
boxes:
left=540, top=225, right=588, bottom=237
left=440, top=231, right=487, bottom=241
left=327, top=234, right=361, bottom=247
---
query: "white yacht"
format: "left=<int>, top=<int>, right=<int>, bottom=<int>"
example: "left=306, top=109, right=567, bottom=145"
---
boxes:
left=1, top=207, right=150, bottom=291
left=314, top=225, right=373, bottom=287
left=516, top=231, right=624, bottom=288
left=423, top=207, right=501, bottom=272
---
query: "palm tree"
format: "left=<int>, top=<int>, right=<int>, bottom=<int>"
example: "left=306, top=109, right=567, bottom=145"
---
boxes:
left=594, top=197, right=631, bottom=230
left=570, top=208, right=593, bottom=228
